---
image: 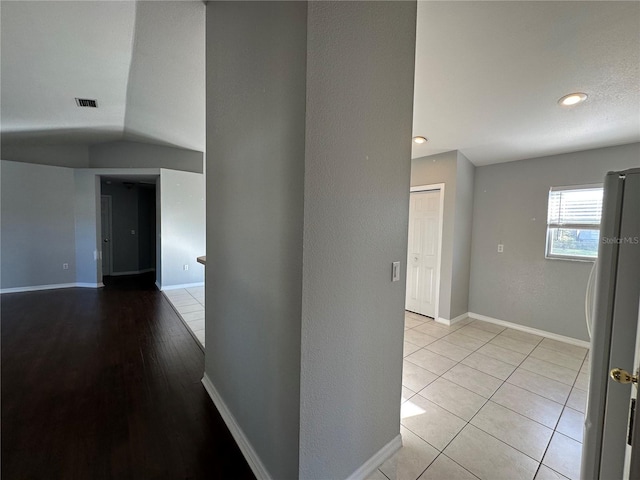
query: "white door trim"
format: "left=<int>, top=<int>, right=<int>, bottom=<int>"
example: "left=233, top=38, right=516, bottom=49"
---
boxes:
left=408, top=183, right=444, bottom=320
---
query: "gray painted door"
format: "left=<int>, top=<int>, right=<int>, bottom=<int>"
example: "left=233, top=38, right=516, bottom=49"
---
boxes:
left=101, top=195, right=112, bottom=276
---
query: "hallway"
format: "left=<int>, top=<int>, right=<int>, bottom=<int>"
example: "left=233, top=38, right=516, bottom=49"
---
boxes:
left=1, top=276, right=253, bottom=479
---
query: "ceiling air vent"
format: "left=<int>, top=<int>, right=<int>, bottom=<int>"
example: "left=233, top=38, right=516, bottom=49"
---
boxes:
left=75, top=98, right=98, bottom=108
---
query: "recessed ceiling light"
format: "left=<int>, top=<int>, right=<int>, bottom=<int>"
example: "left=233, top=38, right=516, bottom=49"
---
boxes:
left=413, top=136, right=428, bottom=144
left=558, top=93, right=587, bottom=107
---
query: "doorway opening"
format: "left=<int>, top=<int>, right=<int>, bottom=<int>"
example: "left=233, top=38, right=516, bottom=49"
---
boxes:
left=405, top=184, right=444, bottom=320
left=100, top=176, right=158, bottom=287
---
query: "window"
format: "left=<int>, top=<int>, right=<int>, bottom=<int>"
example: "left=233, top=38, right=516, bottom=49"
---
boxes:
left=546, top=184, right=603, bottom=260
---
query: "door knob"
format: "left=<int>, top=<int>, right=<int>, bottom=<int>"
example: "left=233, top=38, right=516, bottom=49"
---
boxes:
left=104, top=239, right=109, bottom=243
left=610, top=368, right=638, bottom=386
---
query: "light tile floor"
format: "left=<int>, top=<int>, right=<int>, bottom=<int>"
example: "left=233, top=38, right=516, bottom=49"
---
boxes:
left=163, top=286, right=205, bottom=347
left=372, top=312, right=589, bottom=480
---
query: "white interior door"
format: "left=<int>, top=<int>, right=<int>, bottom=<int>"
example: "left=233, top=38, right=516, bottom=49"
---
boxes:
left=101, top=195, right=112, bottom=276
left=405, top=189, right=442, bottom=318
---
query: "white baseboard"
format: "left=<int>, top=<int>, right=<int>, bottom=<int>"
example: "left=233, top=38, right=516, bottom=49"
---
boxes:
left=202, top=370, right=402, bottom=480
left=201, top=374, right=272, bottom=480
left=161, top=282, right=204, bottom=291
left=109, top=268, right=155, bottom=277
left=0, top=282, right=103, bottom=294
left=468, top=312, right=590, bottom=349
left=345, top=433, right=402, bottom=480
left=437, top=312, right=469, bottom=326
left=76, top=282, right=104, bottom=288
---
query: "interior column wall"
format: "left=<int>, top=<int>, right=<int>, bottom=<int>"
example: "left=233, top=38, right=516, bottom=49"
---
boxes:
left=205, top=3, right=416, bottom=478
left=300, top=2, right=417, bottom=478
left=204, top=3, right=306, bottom=478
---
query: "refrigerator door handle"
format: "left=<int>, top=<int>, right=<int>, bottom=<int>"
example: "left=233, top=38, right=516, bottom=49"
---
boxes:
left=585, top=259, right=598, bottom=339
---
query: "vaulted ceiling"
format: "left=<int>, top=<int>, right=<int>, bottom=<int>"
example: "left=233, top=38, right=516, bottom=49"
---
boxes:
left=1, top=1, right=205, bottom=152
left=1, top=1, right=638, bottom=166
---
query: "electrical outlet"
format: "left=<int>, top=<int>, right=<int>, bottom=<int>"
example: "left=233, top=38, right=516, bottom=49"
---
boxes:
left=497, top=244, right=504, bottom=253
left=63, top=263, right=69, bottom=270
left=131, top=230, right=136, bottom=235
left=183, top=264, right=189, bottom=271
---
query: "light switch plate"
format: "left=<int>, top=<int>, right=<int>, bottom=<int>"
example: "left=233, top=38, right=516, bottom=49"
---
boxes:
left=392, top=261, right=400, bottom=282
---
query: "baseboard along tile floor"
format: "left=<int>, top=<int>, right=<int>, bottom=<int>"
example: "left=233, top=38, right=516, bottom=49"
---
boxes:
left=370, top=311, right=588, bottom=480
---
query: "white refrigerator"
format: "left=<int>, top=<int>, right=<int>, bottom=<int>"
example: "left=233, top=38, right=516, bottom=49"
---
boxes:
left=582, top=167, right=640, bottom=479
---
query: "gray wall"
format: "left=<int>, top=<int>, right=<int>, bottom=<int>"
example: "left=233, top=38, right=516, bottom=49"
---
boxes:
left=138, top=185, right=156, bottom=271
left=452, top=152, right=475, bottom=318
left=205, top=2, right=306, bottom=478
left=206, top=3, right=416, bottom=478
left=156, top=181, right=162, bottom=287
left=0, top=144, right=90, bottom=168
left=411, top=150, right=476, bottom=320
left=469, top=142, right=640, bottom=340
left=1, top=141, right=203, bottom=173
left=1, top=160, right=77, bottom=289
left=159, top=169, right=204, bottom=288
left=74, top=170, right=101, bottom=284
left=1, top=162, right=197, bottom=291
left=90, top=141, right=204, bottom=173
left=299, top=2, right=416, bottom=479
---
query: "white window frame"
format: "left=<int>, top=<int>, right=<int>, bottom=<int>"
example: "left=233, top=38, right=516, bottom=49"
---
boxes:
left=545, top=183, right=603, bottom=262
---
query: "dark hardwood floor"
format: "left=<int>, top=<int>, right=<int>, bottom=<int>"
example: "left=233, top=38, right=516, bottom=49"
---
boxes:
left=1, top=274, right=254, bottom=480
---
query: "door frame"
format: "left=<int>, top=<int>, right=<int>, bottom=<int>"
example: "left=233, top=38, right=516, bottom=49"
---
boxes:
left=408, top=183, right=445, bottom=320
left=100, top=195, right=113, bottom=276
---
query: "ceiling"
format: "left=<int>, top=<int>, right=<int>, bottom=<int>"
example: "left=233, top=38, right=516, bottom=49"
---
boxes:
left=412, top=1, right=640, bottom=165
left=0, top=0, right=205, bottom=152
left=1, top=1, right=638, bottom=166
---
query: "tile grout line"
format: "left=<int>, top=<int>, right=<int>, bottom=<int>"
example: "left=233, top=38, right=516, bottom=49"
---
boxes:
left=441, top=333, right=550, bottom=470
left=494, top=327, right=587, bottom=478
left=402, top=316, right=535, bottom=476
left=401, top=315, right=500, bottom=478
left=498, top=337, right=556, bottom=479
left=401, top=313, right=587, bottom=480
left=533, top=352, right=590, bottom=479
